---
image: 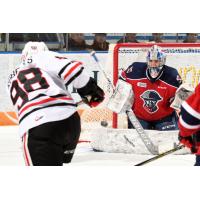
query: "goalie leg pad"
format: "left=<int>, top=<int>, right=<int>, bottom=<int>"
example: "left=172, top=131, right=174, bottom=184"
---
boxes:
left=90, top=128, right=190, bottom=155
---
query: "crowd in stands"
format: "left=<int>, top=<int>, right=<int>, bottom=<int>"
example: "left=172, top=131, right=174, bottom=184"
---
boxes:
left=0, top=33, right=199, bottom=51
left=67, top=33, right=109, bottom=51
left=183, top=33, right=198, bottom=43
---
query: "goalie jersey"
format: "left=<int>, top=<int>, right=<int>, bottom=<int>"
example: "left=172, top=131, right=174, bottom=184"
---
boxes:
left=7, top=51, right=90, bottom=137
left=121, top=62, right=182, bottom=121
left=179, top=83, right=200, bottom=137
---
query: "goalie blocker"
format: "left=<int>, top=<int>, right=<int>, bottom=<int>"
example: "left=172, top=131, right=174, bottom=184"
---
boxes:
left=107, top=79, right=134, bottom=114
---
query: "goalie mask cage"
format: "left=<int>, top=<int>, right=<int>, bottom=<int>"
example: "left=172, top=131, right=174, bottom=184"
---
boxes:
left=84, top=43, right=200, bottom=129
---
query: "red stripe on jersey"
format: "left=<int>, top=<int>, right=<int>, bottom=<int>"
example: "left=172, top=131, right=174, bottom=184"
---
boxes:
left=23, top=133, right=30, bottom=166
left=63, top=62, right=82, bottom=80
left=19, top=97, right=73, bottom=117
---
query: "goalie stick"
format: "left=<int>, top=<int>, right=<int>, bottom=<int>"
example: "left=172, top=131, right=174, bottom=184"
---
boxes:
left=90, top=51, right=158, bottom=155
left=134, top=144, right=184, bottom=166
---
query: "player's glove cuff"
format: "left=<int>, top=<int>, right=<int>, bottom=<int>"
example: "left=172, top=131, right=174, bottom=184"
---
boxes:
left=178, top=135, right=193, bottom=149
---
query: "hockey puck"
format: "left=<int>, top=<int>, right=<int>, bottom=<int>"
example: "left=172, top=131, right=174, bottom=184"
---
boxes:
left=101, top=120, right=108, bottom=127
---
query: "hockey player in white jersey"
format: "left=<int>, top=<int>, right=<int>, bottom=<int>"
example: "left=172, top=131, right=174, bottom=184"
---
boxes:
left=7, top=42, right=104, bottom=166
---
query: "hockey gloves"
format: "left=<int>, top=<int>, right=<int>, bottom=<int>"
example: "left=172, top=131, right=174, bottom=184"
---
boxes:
left=170, top=83, right=194, bottom=112
left=77, top=77, right=105, bottom=107
left=178, top=134, right=198, bottom=153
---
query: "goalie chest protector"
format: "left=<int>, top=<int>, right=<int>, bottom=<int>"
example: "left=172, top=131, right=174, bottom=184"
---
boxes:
left=121, top=62, right=182, bottom=121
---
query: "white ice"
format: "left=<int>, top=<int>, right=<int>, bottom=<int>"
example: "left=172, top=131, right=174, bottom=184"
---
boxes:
left=0, top=126, right=195, bottom=166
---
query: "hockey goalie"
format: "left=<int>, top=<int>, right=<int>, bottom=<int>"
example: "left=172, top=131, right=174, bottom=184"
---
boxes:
left=91, top=79, right=194, bottom=155
left=90, top=78, right=172, bottom=154
left=91, top=45, right=195, bottom=155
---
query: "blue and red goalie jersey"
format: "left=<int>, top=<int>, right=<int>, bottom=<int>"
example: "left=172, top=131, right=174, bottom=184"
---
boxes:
left=121, top=62, right=182, bottom=121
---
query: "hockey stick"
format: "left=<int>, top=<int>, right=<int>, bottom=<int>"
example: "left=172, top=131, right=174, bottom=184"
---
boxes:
left=90, top=51, right=158, bottom=155
left=126, top=110, right=158, bottom=154
left=134, top=144, right=185, bottom=166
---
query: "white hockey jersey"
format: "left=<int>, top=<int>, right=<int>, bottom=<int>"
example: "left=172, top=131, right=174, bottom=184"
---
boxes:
left=7, top=51, right=90, bottom=137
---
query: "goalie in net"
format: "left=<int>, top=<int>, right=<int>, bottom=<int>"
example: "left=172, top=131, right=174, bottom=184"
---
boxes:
left=119, top=44, right=182, bottom=131
left=91, top=45, right=193, bottom=155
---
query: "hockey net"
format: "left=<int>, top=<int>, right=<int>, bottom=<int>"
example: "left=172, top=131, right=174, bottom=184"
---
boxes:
left=81, top=43, right=200, bottom=131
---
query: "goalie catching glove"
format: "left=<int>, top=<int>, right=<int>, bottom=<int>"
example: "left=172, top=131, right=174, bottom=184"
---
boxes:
left=77, top=77, right=105, bottom=107
left=170, top=83, right=194, bottom=111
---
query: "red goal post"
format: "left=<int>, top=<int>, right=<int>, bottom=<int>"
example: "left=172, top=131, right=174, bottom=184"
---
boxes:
left=112, top=43, right=200, bottom=128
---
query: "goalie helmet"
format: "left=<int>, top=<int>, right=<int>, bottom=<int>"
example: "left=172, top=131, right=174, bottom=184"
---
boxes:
left=146, top=45, right=166, bottom=78
left=21, top=41, right=49, bottom=64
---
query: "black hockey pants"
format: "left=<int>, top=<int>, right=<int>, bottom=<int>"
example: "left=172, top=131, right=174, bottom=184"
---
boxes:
left=22, top=112, right=81, bottom=166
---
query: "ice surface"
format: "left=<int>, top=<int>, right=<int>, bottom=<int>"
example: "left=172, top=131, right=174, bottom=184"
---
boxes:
left=0, top=126, right=195, bottom=166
